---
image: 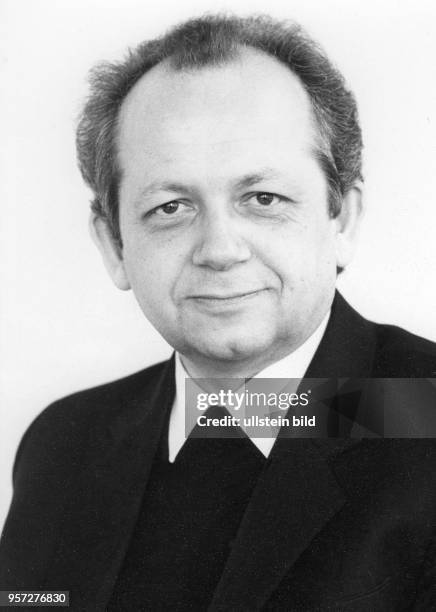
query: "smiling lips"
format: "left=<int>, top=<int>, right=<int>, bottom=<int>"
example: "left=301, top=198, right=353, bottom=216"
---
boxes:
left=188, top=288, right=267, bottom=305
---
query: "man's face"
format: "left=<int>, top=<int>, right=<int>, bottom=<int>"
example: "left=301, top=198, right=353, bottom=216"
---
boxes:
left=109, top=49, right=348, bottom=369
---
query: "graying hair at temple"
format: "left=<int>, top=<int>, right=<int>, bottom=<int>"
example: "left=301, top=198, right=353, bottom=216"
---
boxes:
left=76, top=14, right=363, bottom=246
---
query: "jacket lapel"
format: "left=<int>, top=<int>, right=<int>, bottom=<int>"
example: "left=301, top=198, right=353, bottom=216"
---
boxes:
left=209, top=293, right=377, bottom=611
left=304, top=291, right=377, bottom=380
left=208, top=438, right=348, bottom=611
left=43, top=356, right=176, bottom=611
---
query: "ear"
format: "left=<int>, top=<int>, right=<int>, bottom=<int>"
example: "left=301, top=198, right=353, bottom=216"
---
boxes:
left=89, top=213, right=131, bottom=290
left=334, top=184, right=364, bottom=269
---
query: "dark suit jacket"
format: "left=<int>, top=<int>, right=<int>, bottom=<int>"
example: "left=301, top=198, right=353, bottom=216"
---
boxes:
left=1, top=293, right=436, bottom=611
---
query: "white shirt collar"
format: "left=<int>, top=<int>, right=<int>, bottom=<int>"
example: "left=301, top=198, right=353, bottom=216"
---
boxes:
left=168, top=311, right=330, bottom=462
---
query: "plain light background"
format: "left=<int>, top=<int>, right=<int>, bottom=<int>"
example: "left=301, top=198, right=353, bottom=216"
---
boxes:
left=1, top=0, right=435, bottom=530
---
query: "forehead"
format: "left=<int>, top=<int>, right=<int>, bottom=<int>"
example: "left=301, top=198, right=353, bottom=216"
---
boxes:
left=117, top=48, right=318, bottom=183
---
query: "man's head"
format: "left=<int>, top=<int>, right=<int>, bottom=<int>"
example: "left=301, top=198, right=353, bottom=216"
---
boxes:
left=78, top=15, right=363, bottom=375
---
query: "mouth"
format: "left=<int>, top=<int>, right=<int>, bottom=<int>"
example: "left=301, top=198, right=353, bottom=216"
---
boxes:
left=187, top=289, right=267, bottom=307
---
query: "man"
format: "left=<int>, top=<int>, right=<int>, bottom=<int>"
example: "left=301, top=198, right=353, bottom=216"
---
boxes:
left=0, top=14, right=435, bottom=611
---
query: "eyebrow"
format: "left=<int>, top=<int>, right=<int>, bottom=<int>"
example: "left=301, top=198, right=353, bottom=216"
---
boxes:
left=136, top=181, right=190, bottom=200
left=232, top=168, right=283, bottom=190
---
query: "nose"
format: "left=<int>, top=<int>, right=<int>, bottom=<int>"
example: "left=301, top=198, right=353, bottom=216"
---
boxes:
left=192, top=212, right=251, bottom=271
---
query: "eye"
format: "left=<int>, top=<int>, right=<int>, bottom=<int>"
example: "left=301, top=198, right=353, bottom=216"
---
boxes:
left=145, top=199, right=196, bottom=224
left=241, top=191, right=295, bottom=219
left=247, top=192, right=289, bottom=208
left=155, top=201, right=181, bottom=215
left=255, top=192, right=277, bottom=206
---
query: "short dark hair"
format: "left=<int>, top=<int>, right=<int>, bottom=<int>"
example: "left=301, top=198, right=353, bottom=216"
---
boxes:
left=76, top=14, right=363, bottom=246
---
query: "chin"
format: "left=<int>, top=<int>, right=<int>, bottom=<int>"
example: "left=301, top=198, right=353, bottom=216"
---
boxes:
left=183, top=331, right=273, bottom=364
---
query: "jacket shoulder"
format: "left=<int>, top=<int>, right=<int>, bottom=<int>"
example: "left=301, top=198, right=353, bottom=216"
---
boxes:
left=12, top=359, right=172, bottom=484
left=372, top=323, right=436, bottom=376
left=25, top=358, right=170, bottom=428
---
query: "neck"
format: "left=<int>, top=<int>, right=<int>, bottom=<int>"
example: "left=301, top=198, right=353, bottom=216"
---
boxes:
left=180, top=342, right=301, bottom=379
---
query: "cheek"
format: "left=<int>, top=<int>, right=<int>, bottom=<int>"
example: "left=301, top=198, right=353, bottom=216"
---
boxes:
left=122, top=234, right=186, bottom=304
left=122, top=242, right=159, bottom=293
left=262, top=224, right=336, bottom=287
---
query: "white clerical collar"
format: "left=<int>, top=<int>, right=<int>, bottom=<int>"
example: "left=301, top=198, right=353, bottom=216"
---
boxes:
left=168, top=311, right=330, bottom=462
